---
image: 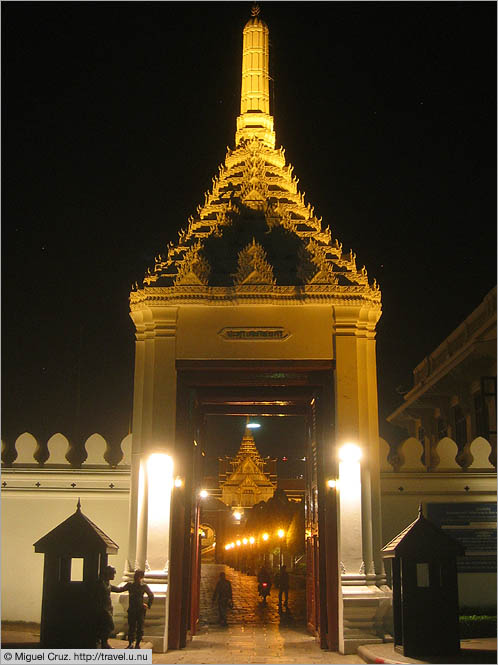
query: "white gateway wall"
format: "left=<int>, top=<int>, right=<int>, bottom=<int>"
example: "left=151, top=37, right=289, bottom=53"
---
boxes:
left=1, top=432, right=132, bottom=623
left=1, top=485, right=130, bottom=622
left=379, top=435, right=497, bottom=610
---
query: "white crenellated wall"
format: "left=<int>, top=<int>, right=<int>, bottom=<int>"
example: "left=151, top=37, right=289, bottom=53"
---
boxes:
left=378, top=435, right=497, bottom=610
left=1, top=432, right=495, bottom=623
left=1, top=433, right=132, bottom=622
left=4, top=432, right=132, bottom=467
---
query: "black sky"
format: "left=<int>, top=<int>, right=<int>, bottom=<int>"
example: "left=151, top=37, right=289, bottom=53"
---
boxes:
left=3, top=1, right=496, bottom=456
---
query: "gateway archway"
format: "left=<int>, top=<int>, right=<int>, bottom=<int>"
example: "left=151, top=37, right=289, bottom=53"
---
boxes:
left=170, top=361, right=337, bottom=650
left=125, top=7, right=388, bottom=655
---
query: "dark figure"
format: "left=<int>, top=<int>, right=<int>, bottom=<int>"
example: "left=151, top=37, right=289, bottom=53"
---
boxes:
left=95, top=565, right=121, bottom=648
left=257, top=565, right=272, bottom=603
left=212, top=572, right=233, bottom=626
left=116, top=570, right=154, bottom=649
left=277, top=565, right=289, bottom=611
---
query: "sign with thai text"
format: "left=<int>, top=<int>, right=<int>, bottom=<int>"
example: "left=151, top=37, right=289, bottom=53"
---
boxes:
left=218, top=327, right=290, bottom=341
left=426, top=502, right=497, bottom=573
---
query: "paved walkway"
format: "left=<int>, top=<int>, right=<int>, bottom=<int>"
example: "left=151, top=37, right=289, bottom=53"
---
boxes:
left=200, top=563, right=307, bottom=627
left=175, top=562, right=360, bottom=664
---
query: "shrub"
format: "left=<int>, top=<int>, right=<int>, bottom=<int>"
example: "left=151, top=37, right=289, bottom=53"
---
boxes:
left=459, top=614, right=497, bottom=639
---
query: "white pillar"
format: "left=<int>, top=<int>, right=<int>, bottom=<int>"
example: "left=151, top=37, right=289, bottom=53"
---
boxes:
left=125, top=306, right=178, bottom=651
left=339, top=450, right=363, bottom=574
left=334, top=306, right=390, bottom=654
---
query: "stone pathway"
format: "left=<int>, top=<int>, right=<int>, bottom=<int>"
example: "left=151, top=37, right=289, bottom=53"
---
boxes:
left=199, top=563, right=306, bottom=627
left=155, top=562, right=361, bottom=664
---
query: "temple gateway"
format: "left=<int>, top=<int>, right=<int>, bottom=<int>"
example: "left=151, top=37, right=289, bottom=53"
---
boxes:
left=126, top=5, right=388, bottom=654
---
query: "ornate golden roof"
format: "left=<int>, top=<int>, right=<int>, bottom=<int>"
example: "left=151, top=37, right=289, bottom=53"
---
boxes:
left=232, top=429, right=265, bottom=466
left=221, top=427, right=275, bottom=492
left=131, top=9, right=381, bottom=312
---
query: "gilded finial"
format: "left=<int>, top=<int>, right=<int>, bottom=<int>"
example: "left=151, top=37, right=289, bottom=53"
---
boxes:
left=77, top=497, right=81, bottom=511
left=251, top=3, right=261, bottom=17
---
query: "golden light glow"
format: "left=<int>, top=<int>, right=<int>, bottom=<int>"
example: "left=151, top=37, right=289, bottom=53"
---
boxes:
left=225, top=544, right=230, bottom=551
left=277, top=529, right=285, bottom=539
left=236, top=540, right=241, bottom=547
left=199, top=489, right=208, bottom=499
left=249, top=536, right=255, bottom=544
left=145, top=453, right=174, bottom=573
left=174, top=477, right=183, bottom=488
left=339, top=443, right=362, bottom=463
left=230, top=542, right=235, bottom=548
left=233, top=511, right=242, bottom=520
left=327, top=479, right=338, bottom=489
left=147, top=453, right=174, bottom=483
left=262, top=532, right=269, bottom=541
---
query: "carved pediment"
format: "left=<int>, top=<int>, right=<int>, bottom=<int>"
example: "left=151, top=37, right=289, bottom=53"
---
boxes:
left=234, top=238, right=276, bottom=286
left=174, top=243, right=211, bottom=286
left=298, top=238, right=338, bottom=285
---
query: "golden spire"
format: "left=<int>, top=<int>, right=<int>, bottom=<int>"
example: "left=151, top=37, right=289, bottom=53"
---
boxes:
left=236, top=5, right=276, bottom=148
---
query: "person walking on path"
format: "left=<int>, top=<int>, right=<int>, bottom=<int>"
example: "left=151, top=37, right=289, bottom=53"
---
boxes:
left=277, top=564, right=289, bottom=611
left=212, top=571, right=233, bottom=626
left=115, top=569, right=154, bottom=649
left=95, top=565, right=121, bottom=648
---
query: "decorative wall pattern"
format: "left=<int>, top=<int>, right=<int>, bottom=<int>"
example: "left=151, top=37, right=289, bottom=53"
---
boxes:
left=1, top=432, right=132, bottom=468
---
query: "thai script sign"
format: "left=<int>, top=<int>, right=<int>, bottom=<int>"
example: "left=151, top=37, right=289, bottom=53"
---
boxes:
left=218, top=327, right=290, bottom=341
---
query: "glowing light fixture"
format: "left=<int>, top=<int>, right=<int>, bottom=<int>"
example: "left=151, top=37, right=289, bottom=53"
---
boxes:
left=233, top=511, right=242, bottom=520
left=246, top=423, right=261, bottom=429
left=249, top=536, right=255, bottom=544
left=199, top=489, right=208, bottom=499
left=145, top=453, right=174, bottom=574
left=147, top=453, right=173, bottom=482
left=277, top=529, right=285, bottom=539
left=339, top=443, right=362, bottom=463
left=236, top=540, right=241, bottom=547
left=262, top=532, right=269, bottom=541
left=327, top=479, right=338, bottom=489
left=242, top=538, right=248, bottom=545
left=225, top=544, right=230, bottom=551
left=174, top=477, right=183, bottom=488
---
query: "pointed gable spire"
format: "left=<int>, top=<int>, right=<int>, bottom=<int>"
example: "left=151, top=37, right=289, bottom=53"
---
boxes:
left=235, top=425, right=263, bottom=462
left=236, top=4, right=276, bottom=148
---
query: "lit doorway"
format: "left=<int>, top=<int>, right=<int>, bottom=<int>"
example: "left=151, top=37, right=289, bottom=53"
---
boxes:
left=168, top=361, right=340, bottom=651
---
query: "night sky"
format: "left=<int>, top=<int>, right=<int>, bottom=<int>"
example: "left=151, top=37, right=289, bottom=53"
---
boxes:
left=3, top=2, right=496, bottom=460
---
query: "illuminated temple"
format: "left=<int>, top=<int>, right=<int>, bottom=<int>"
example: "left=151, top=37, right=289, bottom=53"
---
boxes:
left=127, top=5, right=386, bottom=653
left=2, top=5, right=495, bottom=656
left=218, top=427, right=276, bottom=508
left=134, top=10, right=380, bottom=303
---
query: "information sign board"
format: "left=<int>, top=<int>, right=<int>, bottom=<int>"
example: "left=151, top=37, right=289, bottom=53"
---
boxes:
left=426, top=502, right=496, bottom=573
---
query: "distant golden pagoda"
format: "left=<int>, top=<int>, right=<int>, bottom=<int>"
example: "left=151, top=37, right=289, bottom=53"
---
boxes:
left=218, top=426, right=276, bottom=508
left=131, top=7, right=380, bottom=311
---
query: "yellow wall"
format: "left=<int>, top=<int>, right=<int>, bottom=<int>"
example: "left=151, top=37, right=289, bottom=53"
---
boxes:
left=176, top=305, right=333, bottom=360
